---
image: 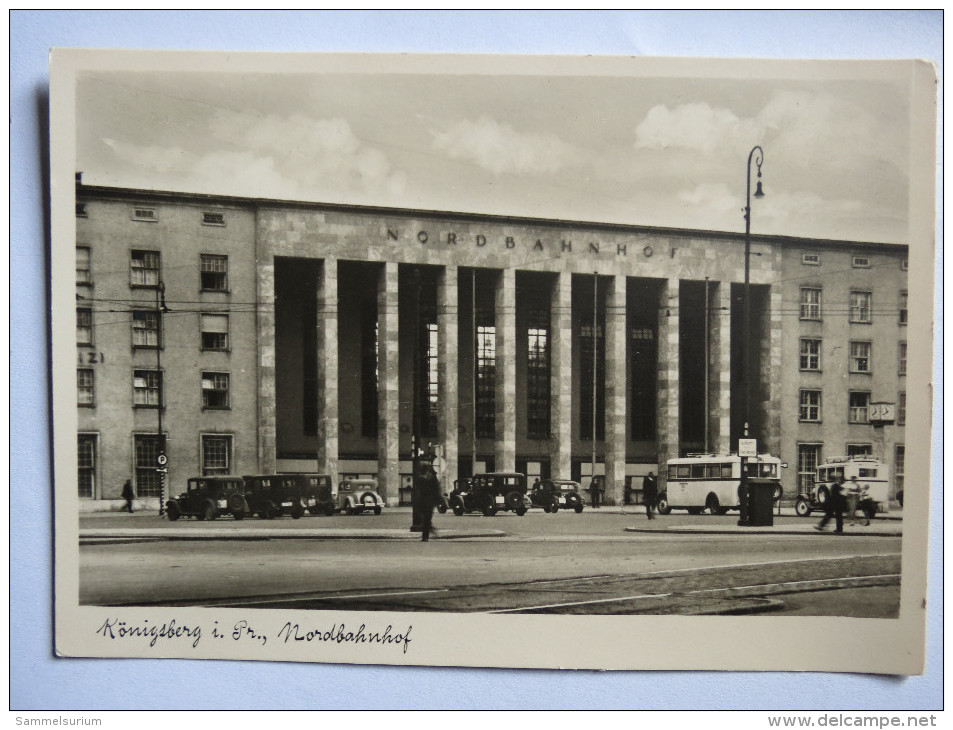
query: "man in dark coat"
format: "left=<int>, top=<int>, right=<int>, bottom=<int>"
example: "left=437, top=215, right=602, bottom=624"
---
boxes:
left=816, top=476, right=846, bottom=533
left=588, top=476, right=602, bottom=508
left=642, top=471, right=658, bottom=520
left=413, top=462, right=442, bottom=542
left=121, top=479, right=135, bottom=514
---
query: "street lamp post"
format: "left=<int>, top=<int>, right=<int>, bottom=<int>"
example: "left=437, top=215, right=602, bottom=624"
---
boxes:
left=155, top=280, right=168, bottom=517
left=411, top=268, right=422, bottom=532
left=739, top=145, right=765, bottom=526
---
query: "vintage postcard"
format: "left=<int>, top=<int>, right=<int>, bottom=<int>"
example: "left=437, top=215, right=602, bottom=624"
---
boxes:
left=50, top=50, right=935, bottom=673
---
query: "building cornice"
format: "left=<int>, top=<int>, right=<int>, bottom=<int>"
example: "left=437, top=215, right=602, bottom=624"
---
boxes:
left=76, top=182, right=909, bottom=253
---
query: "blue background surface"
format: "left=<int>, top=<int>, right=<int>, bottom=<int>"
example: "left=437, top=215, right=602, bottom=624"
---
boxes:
left=11, top=10, right=943, bottom=710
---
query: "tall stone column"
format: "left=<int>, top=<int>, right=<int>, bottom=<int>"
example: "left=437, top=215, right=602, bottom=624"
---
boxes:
left=495, top=268, right=516, bottom=472
left=316, top=257, right=338, bottom=481
left=711, top=281, right=732, bottom=454
left=256, top=252, right=277, bottom=473
left=762, top=284, right=783, bottom=456
left=604, top=274, right=628, bottom=505
left=437, top=265, right=459, bottom=488
left=377, top=261, right=400, bottom=504
left=550, top=273, right=572, bottom=480
left=657, top=278, right=680, bottom=487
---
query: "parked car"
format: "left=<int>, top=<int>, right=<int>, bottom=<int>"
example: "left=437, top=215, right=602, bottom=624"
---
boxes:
left=335, top=478, right=384, bottom=515
left=288, top=473, right=335, bottom=516
left=795, top=456, right=889, bottom=517
left=244, top=474, right=310, bottom=519
left=165, top=476, right=248, bottom=521
left=449, top=472, right=529, bottom=516
left=529, top=479, right=585, bottom=513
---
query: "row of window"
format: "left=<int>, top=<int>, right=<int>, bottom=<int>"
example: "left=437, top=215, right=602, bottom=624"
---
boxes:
left=798, top=287, right=907, bottom=324
left=78, top=368, right=231, bottom=409
left=77, top=204, right=228, bottom=228
left=800, top=252, right=907, bottom=270
left=76, top=247, right=229, bottom=291
left=799, top=338, right=907, bottom=376
left=77, top=309, right=230, bottom=350
left=77, top=432, right=232, bottom=499
left=796, top=443, right=905, bottom=492
left=798, top=389, right=906, bottom=425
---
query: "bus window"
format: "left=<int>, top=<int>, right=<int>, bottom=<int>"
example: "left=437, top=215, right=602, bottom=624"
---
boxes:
left=691, top=465, right=706, bottom=479
left=668, top=465, right=677, bottom=479
left=704, top=464, right=719, bottom=479
left=760, top=464, right=776, bottom=478
left=859, top=468, right=877, bottom=478
left=720, top=464, right=733, bottom=478
left=676, top=465, right=691, bottom=479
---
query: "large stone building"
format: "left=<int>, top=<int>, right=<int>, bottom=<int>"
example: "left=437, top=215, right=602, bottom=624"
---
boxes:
left=74, top=181, right=908, bottom=506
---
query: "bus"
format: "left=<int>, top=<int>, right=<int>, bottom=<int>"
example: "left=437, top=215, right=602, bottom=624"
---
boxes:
left=658, top=453, right=785, bottom=515
left=795, top=456, right=890, bottom=517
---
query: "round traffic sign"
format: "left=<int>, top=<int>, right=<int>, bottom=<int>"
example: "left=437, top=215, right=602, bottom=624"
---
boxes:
left=156, top=453, right=168, bottom=467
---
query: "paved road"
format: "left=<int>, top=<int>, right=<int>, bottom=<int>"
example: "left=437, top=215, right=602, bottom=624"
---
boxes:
left=79, top=509, right=902, bottom=616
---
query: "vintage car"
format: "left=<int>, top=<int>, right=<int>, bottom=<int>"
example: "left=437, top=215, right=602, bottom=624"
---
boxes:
left=448, top=472, right=529, bottom=517
left=530, top=479, right=585, bottom=513
left=289, top=473, right=335, bottom=516
left=795, top=456, right=889, bottom=517
left=335, top=478, right=384, bottom=515
left=165, top=475, right=248, bottom=521
left=244, top=474, right=312, bottom=519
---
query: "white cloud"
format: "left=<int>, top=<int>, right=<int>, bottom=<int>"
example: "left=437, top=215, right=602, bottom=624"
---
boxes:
left=634, top=103, right=759, bottom=156
left=432, top=115, right=581, bottom=175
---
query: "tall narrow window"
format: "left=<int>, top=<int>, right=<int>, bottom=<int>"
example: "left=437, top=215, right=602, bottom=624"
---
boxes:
left=799, top=389, right=822, bottom=422
left=580, top=320, right=605, bottom=440
left=200, top=313, right=229, bottom=350
left=78, top=434, right=96, bottom=498
left=898, top=341, right=907, bottom=376
left=895, top=445, right=905, bottom=494
left=201, top=434, right=232, bottom=475
left=76, top=246, right=91, bottom=285
left=200, top=254, right=228, bottom=291
left=475, top=324, right=496, bottom=438
left=302, top=302, right=317, bottom=437
left=133, top=369, right=162, bottom=407
left=132, top=309, right=159, bottom=348
left=898, top=391, right=906, bottom=426
left=849, top=341, right=872, bottom=373
left=130, top=250, right=160, bottom=287
left=848, top=391, right=871, bottom=423
left=899, top=290, right=908, bottom=325
left=134, top=435, right=162, bottom=497
left=526, top=313, right=550, bottom=440
left=799, top=287, right=822, bottom=320
left=797, top=444, right=821, bottom=492
left=425, top=323, right=439, bottom=437
left=799, top=338, right=822, bottom=371
left=361, top=309, right=379, bottom=437
left=77, top=368, right=95, bottom=406
left=202, top=372, right=230, bottom=409
left=76, top=308, right=93, bottom=346
left=630, top=326, right=657, bottom=440
left=849, top=291, right=872, bottom=323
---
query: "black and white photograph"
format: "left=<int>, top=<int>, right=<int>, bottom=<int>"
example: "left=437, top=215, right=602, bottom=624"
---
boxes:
left=49, top=49, right=935, bottom=674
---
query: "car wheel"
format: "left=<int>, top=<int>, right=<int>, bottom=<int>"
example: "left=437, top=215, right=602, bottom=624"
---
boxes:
left=795, top=499, right=811, bottom=517
left=324, top=505, right=335, bottom=517
left=166, top=501, right=181, bottom=521
left=437, top=502, right=447, bottom=514
left=203, top=500, right=216, bottom=522
left=227, top=492, right=245, bottom=513
left=656, top=493, right=672, bottom=515
left=550, top=498, right=559, bottom=513
left=308, top=506, right=321, bottom=515
left=374, top=505, right=382, bottom=515
left=451, top=498, right=465, bottom=517
left=345, top=503, right=356, bottom=516
left=504, top=491, right=523, bottom=511
left=232, top=509, right=245, bottom=520
left=291, top=504, right=304, bottom=520
left=706, top=493, right=720, bottom=516
left=482, top=500, right=497, bottom=516
left=574, top=503, right=584, bottom=513
left=515, top=504, right=527, bottom=516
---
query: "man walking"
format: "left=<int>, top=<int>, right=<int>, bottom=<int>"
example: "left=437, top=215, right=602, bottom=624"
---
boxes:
left=642, top=470, right=658, bottom=520
left=121, top=479, right=135, bottom=514
left=815, top=476, right=846, bottom=533
left=414, top=462, right=442, bottom=542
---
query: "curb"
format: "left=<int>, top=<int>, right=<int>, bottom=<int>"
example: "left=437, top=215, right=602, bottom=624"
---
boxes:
left=623, top=525, right=901, bottom=537
left=79, top=528, right=509, bottom=542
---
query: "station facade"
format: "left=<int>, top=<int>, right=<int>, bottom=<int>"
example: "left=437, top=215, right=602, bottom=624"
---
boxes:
left=74, top=182, right=908, bottom=506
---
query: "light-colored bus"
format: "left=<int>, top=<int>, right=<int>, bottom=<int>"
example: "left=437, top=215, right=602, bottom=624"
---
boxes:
left=795, top=456, right=890, bottom=517
left=658, top=454, right=785, bottom=515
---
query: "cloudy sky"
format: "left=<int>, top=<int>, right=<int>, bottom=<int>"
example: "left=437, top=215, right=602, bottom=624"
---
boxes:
left=75, top=57, right=914, bottom=243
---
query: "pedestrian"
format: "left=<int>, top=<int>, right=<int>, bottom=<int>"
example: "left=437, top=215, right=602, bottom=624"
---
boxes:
left=857, top=484, right=875, bottom=526
left=642, top=470, right=658, bottom=520
left=414, top=462, right=441, bottom=542
left=845, top=476, right=861, bottom=526
left=815, top=476, right=846, bottom=533
left=121, top=479, right=135, bottom=514
left=588, top=476, right=602, bottom=509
